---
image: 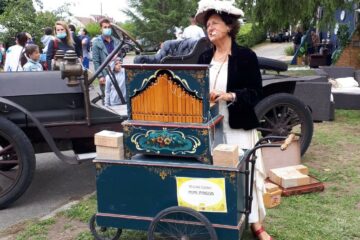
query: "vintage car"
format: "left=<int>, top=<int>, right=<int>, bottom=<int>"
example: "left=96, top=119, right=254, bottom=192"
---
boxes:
left=0, top=24, right=314, bottom=209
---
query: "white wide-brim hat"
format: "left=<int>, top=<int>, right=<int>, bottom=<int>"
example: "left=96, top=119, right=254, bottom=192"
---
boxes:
left=195, top=0, right=244, bottom=25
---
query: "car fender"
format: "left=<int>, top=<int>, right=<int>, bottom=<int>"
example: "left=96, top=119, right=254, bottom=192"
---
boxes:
left=0, top=97, right=78, bottom=164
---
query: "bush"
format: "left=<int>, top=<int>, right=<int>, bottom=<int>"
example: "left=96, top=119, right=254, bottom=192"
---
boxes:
left=85, top=22, right=101, bottom=38
left=284, top=45, right=295, bottom=56
left=236, top=23, right=267, bottom=48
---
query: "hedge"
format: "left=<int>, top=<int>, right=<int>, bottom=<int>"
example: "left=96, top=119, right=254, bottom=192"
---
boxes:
left=236, top=23, right=267, bottom=48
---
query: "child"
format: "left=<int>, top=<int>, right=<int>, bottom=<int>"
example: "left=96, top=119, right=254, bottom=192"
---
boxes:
left=21, top=44, right=43, bottom=71
left=105, top=58, right=126, bottom=107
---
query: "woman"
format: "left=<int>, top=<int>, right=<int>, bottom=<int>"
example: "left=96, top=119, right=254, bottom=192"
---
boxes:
left=46, top=21, right=74, bottom=70
left=4, top=32, right=28, bottom=72
left=196, top=1, right=272, bottom=240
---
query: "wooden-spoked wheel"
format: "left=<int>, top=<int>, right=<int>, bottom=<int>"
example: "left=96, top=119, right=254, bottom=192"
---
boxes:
left=89, top=214, right=122, bottom=240
left=255, top=93, right=314, bottom=155
left=147, top=206, right=218, bottom=240
left=0, top=117, right=35, bottom=209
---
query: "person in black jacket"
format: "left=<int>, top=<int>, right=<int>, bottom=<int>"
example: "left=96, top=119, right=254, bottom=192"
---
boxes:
left=195, top=1, right=272, bottom=239
left=68, top=24, right=83, bottom=59
left=46, top=21, right=75, bottom=70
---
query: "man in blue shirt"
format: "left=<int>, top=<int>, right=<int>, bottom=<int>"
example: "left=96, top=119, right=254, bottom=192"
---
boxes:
left=92, top=18, right=120, bottom=104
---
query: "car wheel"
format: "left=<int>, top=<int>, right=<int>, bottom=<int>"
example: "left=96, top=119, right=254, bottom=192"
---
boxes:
left=0, top=117, right=36, bottom=209
left=255, top=93, right=313, bottom=155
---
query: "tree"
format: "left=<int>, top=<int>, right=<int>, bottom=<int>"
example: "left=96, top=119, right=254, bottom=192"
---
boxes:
left=0, top=0, right=36, bottom=46
left=85, top=22, right=101, bottom=38
left=0, top=0, right=71, bottom=48
left=124, top=0, right=198, bottom=45
left=236, top=0, right=352, bottom=32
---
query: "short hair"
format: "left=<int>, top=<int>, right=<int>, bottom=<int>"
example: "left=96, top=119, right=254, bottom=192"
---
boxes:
left=82, top=28, right=88, bottom=35
left=16, top=32, right=28, bottom=47
left=99, top=18, right=111, bottom=27
left=44, top=27, right=53, bottom=35
left=68, top=24, right=76, bottom=32
left=21, top=44, right=40, bottom=67
left=204, top=10, right=240, bottom=40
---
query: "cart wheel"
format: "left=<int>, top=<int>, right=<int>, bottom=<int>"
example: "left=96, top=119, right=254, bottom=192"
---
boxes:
left=0, top=117, right=36, bottom=209
left=89, top=214, right=122, bottom=240
left=147, top=206, right=218, bottom=240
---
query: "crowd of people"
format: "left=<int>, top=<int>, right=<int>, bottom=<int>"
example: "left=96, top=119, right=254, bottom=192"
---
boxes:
left=0, top=21, right=93, bottom=72
left=0, top=19, right=125, bottom=108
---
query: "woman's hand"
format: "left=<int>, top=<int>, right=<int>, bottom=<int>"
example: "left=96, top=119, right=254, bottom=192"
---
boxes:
left=210, top=90, right=235, bottom=102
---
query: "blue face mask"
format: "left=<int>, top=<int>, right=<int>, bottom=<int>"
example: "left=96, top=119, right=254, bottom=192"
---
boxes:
left=57, top=32, right=67, bottom=39
left=102, top=28, right=112, bottom=36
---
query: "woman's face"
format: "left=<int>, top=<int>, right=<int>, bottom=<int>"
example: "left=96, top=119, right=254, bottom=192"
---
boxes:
left=55, top=25, right=66, bottom=34
left=206, top=14, right=230, bottom=43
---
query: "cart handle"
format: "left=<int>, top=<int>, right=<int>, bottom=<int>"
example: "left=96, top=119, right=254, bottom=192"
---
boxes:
left=280, top=133, right=297, bottom=150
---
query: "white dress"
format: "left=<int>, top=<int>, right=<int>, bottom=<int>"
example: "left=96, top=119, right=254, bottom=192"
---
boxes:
left=210, top=59, right=266, bottom=223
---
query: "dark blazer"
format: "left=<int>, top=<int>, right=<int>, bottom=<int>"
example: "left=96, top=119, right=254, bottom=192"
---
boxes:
left=198, top=40, right=263, bottom=130
left=46, top=38, right=75, bottom=70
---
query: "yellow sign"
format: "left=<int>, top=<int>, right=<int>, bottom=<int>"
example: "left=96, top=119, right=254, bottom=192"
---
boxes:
left=176, top=177, right=227, bottom=213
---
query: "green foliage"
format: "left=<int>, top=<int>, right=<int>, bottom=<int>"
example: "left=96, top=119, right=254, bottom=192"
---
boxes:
left=337, top=24, right=351, bottom=49
left=285, top=45, right=295, bottom=56
left=332, top=24, right=351, bottom=64
left=236, top=0, right=352, bottom=32
left=0, top=0, right=36, bottom=43
left=124, top=0, right=198, bottom=45
left=120, top=21, right=137, bottom=37
left=0, top=0, right=70, bottom=48
left=236, top=23, right=267, bottom=48
left=84, top=22, right=101, bottom=38
left=62, top=195, right=97, bottom=223
left=15, top=219, right=55, bottom=240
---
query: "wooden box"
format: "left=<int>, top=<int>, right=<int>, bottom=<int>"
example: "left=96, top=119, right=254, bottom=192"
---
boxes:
left=96, top=146, right=124, bottom=160
left=263, top=182, right=282, bottom=208
left=213, top=144, right=239, bottom=167
left=95, top=130, right=123, bottom=148
left=262, top=140, right=301, bottom=176
left=267, top=176, right=325, bottom=196
left=269, top=166, right=310, bottom=188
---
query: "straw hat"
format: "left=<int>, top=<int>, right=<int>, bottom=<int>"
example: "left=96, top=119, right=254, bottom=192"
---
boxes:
left=195, top=0, right=244, bottom=25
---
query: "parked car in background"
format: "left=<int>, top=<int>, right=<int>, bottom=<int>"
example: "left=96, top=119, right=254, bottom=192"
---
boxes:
left=269, top=30, right=291, bottom=42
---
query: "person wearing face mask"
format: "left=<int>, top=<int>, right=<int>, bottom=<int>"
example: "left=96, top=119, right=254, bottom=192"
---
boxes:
left=20, top=44, right=43, bottom=71
left=92, top=18, right=121, bottom=105
left=46, top=21, right=75, bottom=70
left=196, top=1, right=273, bottom=240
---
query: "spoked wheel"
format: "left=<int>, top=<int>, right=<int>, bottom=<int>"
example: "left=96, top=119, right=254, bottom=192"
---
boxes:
left=89, top=214, right=122, bottom=240
left=255, top=93, right=313, bottom=155
left=147, top=206, right=218, bottom=240
left=0, top=117, right=35, bottom=209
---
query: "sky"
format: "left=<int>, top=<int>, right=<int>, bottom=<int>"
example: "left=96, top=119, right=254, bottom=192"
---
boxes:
left=34, top=0, right=130, bottom=22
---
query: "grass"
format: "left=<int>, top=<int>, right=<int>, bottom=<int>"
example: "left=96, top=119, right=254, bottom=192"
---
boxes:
left=265, top=69, right=316, bottom=77
left=14, top=219, right=55, bottom=240
left=265, top=110, right=360, bottom=240
left=2, top=110, right=360, bottom=240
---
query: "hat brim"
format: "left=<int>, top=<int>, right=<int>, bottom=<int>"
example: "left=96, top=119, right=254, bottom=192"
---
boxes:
left=195, top=0, right=244, bottom=26
left=195, top=11, right=243, bottom=26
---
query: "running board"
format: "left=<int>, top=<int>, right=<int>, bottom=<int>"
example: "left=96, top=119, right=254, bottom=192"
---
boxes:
left=76, top=152, right=97, bottom=162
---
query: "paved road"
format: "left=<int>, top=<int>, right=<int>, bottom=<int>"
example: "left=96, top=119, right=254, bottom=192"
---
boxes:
left=253, top=41, right=293, bottom=61
left=0, top=153, right=95, bottom=231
